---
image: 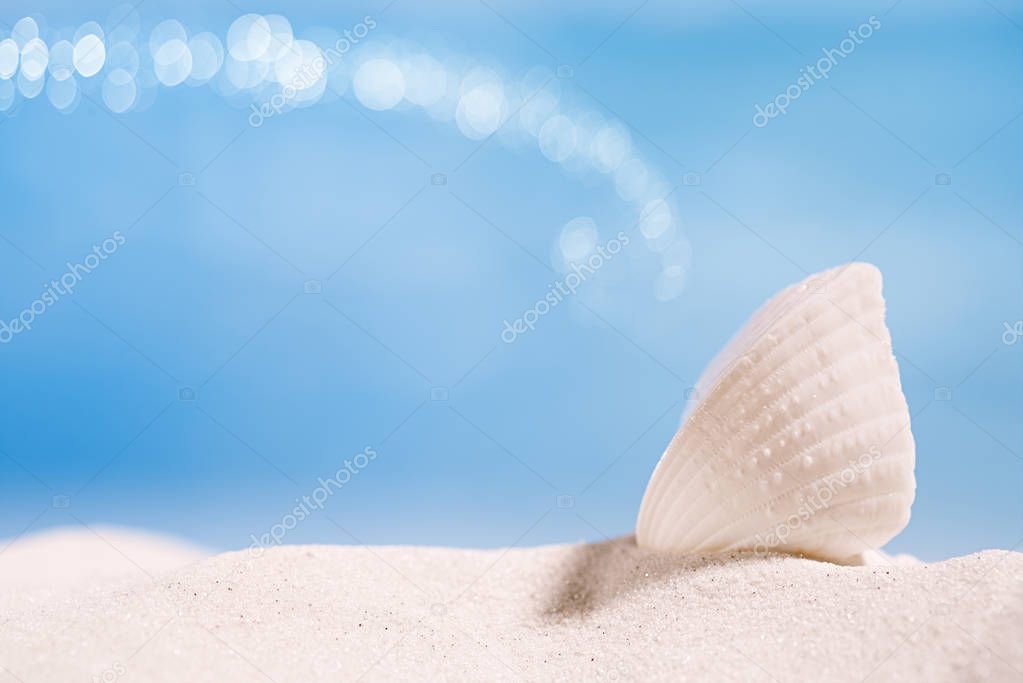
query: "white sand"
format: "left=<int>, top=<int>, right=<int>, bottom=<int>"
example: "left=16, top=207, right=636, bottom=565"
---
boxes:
left=1, top=529, right=1020, bottom=682
left=0, top=525, right=208, bottom=593
left=0, top=525, right=209, bottom=637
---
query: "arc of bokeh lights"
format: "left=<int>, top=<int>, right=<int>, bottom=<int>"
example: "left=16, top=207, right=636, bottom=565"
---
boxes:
left=0, top=8, right=690, bottom=301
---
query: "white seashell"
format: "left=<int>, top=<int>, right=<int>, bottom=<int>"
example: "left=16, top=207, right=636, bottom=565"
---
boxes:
left=636, top=263, right=916, bottom=563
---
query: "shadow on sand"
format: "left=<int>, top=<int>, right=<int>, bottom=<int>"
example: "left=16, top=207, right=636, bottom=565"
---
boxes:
left=540, top=535, right=766, bottom=620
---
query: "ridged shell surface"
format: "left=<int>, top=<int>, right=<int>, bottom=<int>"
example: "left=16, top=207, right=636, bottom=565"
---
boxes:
left=636, top=263, right=916, bottom=563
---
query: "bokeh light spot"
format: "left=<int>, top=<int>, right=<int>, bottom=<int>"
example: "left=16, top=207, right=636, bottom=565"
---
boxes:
left=456, top=83, right=505, bottom=139
left=17, top=70, right=44, bottom=98
left=559, top=217, right=599, bottom=263
left=48, top=40, right=75, bottom=81
left=107, top=41, right=140, bottom=77
left=353, top=58, right=405, bottom=111
left=260, top=15, right=294, bottom=62
left=20, top=38, right=49, bottom=81
left=11, top=17, right=39, bottom=49
left=74, top=22, right=105, bottom=44
left=187, top=33, right=224, bottom=83
left=592, top=124, right=631, bottom=173
left=227, top=14, right=272, bottom=62
left=273, top=39, right=323, bottom=91
left=73, top=34, right=106, bottom=77
left=539, top=114, right=577, bottom=162
left=153, top=39, right=193, bottom=86
left=0, top=39, right=20, bottom=80
left=655, top=265, right=687, bottom=301
left=402, top=54, right=446, bottom=107
left=102, top=67, right=137, bottom=112
left=0, top=78, right=16, bottom=110
left=46, top=73, right=78, bottom=111
left=639, top=199, right=672, bottom=239
left=149, top=20, right=187, bottom=57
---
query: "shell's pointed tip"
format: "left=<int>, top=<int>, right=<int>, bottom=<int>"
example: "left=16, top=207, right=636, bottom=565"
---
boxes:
left=840, top=261, right=882, bottom=285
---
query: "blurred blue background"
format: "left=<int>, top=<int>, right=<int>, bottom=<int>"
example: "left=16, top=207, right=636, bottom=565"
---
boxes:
left=0, top=0, right=1020, bottom=561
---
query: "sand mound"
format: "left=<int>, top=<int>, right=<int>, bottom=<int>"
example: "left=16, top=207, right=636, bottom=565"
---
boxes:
left=1, top=534, right=1020, bottom=682
left=0, top=525, right=208, bottom=592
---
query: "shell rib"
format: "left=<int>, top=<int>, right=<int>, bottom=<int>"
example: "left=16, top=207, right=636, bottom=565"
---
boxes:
left=636, top=263, right=916, bottom=563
